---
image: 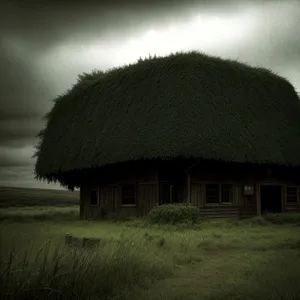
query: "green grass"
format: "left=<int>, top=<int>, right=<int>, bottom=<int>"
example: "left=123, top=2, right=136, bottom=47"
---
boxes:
left=1, top=187, right=300, bottom=299
left=0, top=206, right=79, bottom=222
left=0, top=187, right=79, bottom=208
left=1, top=215, right=300, bottom=299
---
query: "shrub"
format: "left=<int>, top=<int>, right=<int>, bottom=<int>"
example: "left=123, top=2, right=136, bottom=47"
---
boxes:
left=148, top=204, right=199, bottom=225
left=264, top=213, right=300, bottom=224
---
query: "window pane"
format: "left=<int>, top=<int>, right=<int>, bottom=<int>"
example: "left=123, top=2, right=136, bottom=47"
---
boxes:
left=90, top=189, right=98, bottom=205
left=206, top=184, right=219, bottom=203
left=122, top=185, right=136, bottom=205
left=286, top=187, right=297, bottom=203
left=221, top=184, right=232, bottom=202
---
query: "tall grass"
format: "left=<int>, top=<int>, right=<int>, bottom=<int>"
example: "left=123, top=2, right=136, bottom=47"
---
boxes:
left=0, top=236, right=174, bottom=300
left=2, top=200, right=300, bottom=300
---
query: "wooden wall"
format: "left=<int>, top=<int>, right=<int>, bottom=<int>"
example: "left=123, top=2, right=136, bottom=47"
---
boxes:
left=138, top=183, right=158, bottom=216
left=190, top=182, right=257, bottom=219
left=282, top=185, right=300, bottom=213
left=81, top=165, right=158, bottom=219
left=80, top=159, right=300, bottom=220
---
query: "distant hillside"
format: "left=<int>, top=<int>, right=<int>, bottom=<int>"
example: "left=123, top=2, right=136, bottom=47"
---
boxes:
left=0, top=187, right=79, bottom=208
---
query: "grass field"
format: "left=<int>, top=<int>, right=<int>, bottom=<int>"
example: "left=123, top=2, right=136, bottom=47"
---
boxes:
left=1, top=187, right=300, bottom=300
left=0, top=187, right=79, bottom=208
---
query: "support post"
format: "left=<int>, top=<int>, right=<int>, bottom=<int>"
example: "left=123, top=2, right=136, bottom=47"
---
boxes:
left=156, top=171, right=160, bottom=205
left=79, top=186, right=84, bottom=220
left=256, top=183, right=261, bottom=216
left=187, top=172, right=191, bottom=203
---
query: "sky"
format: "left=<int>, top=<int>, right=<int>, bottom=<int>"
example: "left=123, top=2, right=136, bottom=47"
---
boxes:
left=0, top=0, right=299, bottom=190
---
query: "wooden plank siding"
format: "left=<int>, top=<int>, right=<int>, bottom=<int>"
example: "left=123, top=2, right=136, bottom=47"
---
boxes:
left=190, top=181, right=257, bottom=219
left=81, top=165, right=158, bottom=219
left=79, top=160, right=300, bottom=220
left=190, top=183, right=204, bottom=207
left=79, top=186, right=84, bottom=219
left=283, top=186, right=300, bottom=213
left=99, top=186, right=118, bottom=213
left=198, top=206, right=240, bottom=219
left=138, top=183, right=158, bottom=216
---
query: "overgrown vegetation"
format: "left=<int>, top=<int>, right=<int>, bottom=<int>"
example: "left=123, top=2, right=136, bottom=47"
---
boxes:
left=148, top=204, right=199, bottom=225
left=264, top=212, right=300, bottom=224
left=2, top=189, right=300, bottom=299
left=34, top=50, right=300, bottom=189
left=1, top=214, right=300, bottom=300
left=0, top=236, right=173, bottom=300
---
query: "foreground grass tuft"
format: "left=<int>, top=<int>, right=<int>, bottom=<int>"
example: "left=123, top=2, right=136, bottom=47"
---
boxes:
left=0, top=236, right=174, bottom=300
left=2, top=194, right=300, bottom=300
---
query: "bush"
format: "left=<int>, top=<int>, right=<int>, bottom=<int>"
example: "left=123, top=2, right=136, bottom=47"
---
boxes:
left=148, top=204, right=199, bottom=225
left=264, top=213, right=300, bottom=224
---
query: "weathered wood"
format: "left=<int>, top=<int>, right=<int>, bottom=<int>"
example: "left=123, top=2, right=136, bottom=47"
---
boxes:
left=187, top=173, right=191, bottom=203
left=79, top=187, right=84, bottom=219
left=156, top=172, right=160, bottom=206
left=190, top=183, right=203, bottom=207
left=65, top=234, right=73, bottom=245
left=284, top=205, right=300, bottom=213
left=138, top=183, right=157, bottom=216
left=79, top=160, right=300, bottom=220
left=256, top=183, right=261, bottom=216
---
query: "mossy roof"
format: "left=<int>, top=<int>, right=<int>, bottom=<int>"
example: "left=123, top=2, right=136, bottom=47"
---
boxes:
left=34, top=51, right=300, bottom=184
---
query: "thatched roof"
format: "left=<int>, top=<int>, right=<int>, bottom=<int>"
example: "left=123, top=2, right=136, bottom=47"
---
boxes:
left=34, top=51, right=300, bottom=186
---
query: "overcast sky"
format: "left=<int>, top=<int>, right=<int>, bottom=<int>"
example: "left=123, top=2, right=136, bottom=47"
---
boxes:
left=0, top=0, right=299, bottom=190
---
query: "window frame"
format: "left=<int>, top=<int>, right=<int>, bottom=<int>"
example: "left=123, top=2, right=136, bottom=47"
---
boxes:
left=286, top=186, right=299, bottom=204
left=205, top=183, right=234, bottom=205
left=205, top=183, right=220, bottom=204
left=121, top=184, right=137, bottom=207
left=221, top=184, right=234, bottom=204
left=90, top=188, right=99, bottom=206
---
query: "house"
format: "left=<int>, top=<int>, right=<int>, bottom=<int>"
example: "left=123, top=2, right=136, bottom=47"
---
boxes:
left=34, top=51, right=300, bottom=219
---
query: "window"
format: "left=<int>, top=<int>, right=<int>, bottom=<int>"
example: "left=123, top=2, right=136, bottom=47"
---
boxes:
left=286, top=187, right=298, bottom=204
left=206, top=184, right=234, bottom=204
left=221, top=184, right=233, bottom=203
left=206, top=184, right=219, bottom=204
left=121, top=185, right=136, bottom=206
left=90, top=189, right=99, bottom=206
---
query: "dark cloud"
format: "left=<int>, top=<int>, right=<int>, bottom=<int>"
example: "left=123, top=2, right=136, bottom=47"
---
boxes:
left=0, top=166, right=34, bottom=181
left=0, top=0, right=299, bottom=189
left=0, top=49, right=52, bottom=116
left=0, top=49, right=51, bottom=148
left=0, top=118, right=43, bottom=148
left=0, top=146, right=35, bottom=167
left=0, top=0, right=259, bottom=54
left=0, top=165, right=62, bottom=189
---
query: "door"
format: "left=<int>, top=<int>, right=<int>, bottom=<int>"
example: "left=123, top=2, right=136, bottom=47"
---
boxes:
left=260, top=185, right=282, bottom=214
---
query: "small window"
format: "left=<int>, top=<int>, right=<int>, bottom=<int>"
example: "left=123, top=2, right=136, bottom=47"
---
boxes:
left=206, top=184, right=219, bottom=204
left=122, top=185, right=136, bottom=206
left=90, top=189, right=99, bottom=206
left=221, top=184, right=233, bottom=203
left=286, top=187, right=298, bottom=204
